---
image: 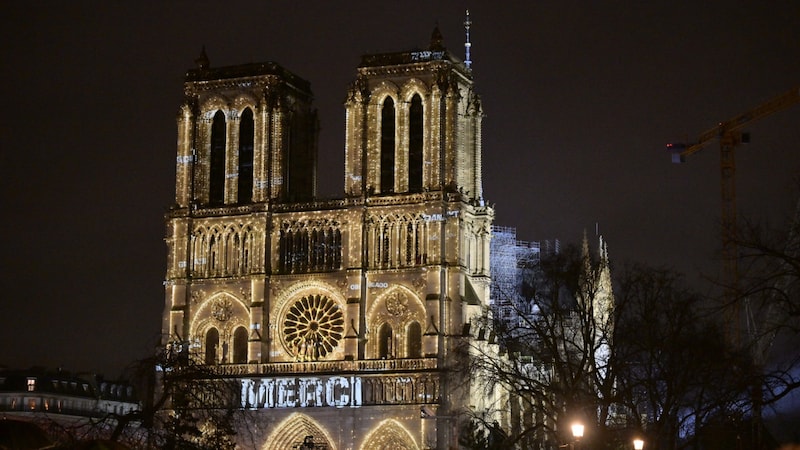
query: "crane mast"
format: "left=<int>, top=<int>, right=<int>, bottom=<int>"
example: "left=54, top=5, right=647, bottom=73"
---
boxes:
left=668, top=86, right=799, bottom=450
left=667, top=86, right=800, bottom=346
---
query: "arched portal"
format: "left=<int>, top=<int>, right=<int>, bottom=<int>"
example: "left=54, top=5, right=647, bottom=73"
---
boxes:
left=262, top=413, right=335, bottom=450
left=360, top=419, right=419, bottom=450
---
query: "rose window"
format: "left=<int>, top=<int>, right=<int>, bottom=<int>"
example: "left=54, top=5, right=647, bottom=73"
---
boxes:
left=283, top=294, right=344, bottom=361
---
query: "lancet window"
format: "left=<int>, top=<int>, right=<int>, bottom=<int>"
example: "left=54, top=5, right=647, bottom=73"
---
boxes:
left=277, top=221, right=342, bottom=274
left=208, top=110, right=226, bottom=205
left=378, top=323, right=393, bottom=359
left=238, top=108, right=254, bottom=203
left=408, top=94, right=424, bottom=192
left=406, top=321, right=422, bottom=358
left=380, top=97, right=396, bottom=193
left=232, top=326, right=248, bottom=364
left=367, top=214, right=428, bottom=269
left=191, top=224, right=258, bottom=277
left=205, top=328, right=219, bottom=365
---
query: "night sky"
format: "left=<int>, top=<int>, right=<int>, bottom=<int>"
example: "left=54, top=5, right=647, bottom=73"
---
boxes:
left=2, top=1, right=799, bottom=378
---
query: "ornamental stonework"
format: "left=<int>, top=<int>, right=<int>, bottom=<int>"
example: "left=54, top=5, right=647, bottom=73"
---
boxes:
left=283, top=294, right=345, bottom=361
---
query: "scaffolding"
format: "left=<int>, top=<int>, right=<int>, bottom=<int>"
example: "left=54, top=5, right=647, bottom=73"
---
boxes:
left=490, top=226, right=561, bottom=324
left=490, top=226, right=520, bottom=307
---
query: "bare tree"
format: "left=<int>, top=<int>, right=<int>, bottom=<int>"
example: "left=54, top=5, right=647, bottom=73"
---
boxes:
left=727, top=198, right=800, bottom=448
left=59, top=342, right=255, bottom=449
left=463, top=241, right=760, bottom=450
left=614, top=263, right=751, bottom=450
left=462, top=242, right=620, bottom=449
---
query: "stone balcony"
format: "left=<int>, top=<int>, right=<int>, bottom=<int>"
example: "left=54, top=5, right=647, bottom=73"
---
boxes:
left=208, top=357, right=438, bottom=377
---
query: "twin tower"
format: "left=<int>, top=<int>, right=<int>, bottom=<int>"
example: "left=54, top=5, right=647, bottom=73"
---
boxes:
left=162, top=28, right=497, bottom=449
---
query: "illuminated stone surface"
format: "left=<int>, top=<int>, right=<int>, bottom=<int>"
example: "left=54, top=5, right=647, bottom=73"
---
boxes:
left=161, top=28, right=499, bottom=449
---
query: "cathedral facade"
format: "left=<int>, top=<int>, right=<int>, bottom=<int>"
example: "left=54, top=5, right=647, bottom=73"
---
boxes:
left=161, top=29, right=498, bottom=449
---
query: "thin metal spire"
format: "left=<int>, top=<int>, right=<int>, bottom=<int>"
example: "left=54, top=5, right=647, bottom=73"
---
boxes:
left=464, top=10, right=472, bottom=69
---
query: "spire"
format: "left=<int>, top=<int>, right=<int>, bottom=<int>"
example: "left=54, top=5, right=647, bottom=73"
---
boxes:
left=429, top=24, right=445, bottom=51
left=195, top=45, right=209, bottom=70
left=464, top=10, right=472, bottom=69
left=581, top=229, right=590, bottom=259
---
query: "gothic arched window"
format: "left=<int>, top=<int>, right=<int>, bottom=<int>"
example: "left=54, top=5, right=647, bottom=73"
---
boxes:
left=238, top=108, right=254, bottom=203
left=378, top=322, right=393, bottom=359
left=380, top=97, right=395, bottom=193
left=408, top=94, right=423, bottom=192
left=209, top=234, right=217, bottom=275
left=407, top=321, right=422, bottom=358
left=278, top=230, right=289, bottom=273
left=209, top=110, right=226, bottom=205
left=233, top=326, right=248, bottom=364
left=205, top=328, right=219, bottom=365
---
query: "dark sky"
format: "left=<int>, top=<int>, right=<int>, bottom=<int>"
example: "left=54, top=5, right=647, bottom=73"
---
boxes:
left=2, top=1, right=799, bottom=377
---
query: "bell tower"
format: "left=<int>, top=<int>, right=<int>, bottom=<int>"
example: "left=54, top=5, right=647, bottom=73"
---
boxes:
left=174, top=49, right=318, bottom=208
left=344, top=26, right=484, bottom=202
left=164, top=51, right=319, bottom=364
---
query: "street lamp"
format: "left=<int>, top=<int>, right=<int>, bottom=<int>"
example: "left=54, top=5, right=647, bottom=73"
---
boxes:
left=633, top=438, right=644, bottom=450
left=569, top=422, right=584, bottom=450
left=571, top=423, right=585, bottom=440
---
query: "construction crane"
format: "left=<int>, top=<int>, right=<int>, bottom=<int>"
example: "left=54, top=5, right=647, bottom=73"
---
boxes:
left=668, top=86, right=800, bottom=450
left=666, top=86, right=800, bottom=346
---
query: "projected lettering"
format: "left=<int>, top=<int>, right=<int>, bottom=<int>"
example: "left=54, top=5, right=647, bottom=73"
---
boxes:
left=410, top=51, right=445, bottom=61
left=349, top=282, right=389, bottom=290
left=422, top=210, right=459, bottom=222
left=240, top=376, right=362, bottom=409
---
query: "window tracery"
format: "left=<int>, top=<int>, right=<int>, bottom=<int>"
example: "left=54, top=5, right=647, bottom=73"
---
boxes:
left=191, top=223, right=259, bottom=277
left=367, top=214, right=427, bottom=269
left=277, top=220, right=342, bottom=274
left=283, top=294, right=345, bottom=361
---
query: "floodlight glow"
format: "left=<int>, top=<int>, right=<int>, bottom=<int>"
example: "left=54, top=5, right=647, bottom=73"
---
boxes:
left=571, top=423, right=584, bottom=439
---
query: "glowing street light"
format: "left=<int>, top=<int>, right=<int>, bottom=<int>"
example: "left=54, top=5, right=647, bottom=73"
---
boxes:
left=571, top=423, right=585, bottom=440
left=633, top=438, right=645, bottom=450
left=562, top=422, right=584, bottom=450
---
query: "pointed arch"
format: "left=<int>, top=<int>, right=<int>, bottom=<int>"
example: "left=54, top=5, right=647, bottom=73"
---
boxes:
left=238, top=107, right=254, bottom=203
left=262, top=413, right=335, bottom=450
left=406, top=321, right=422, bottom=358
left=209, top=110, right=226, bottom=205
left=380, top=97, right=396, bottom=193
left=367, top=286, right=426, bottom=358
left=378, top=322, right=393, bottom=359
left=204, top=327, right=219, bottom=365
left=408, top=93, right=424, bottom=192
left=189, top=292, right=249, bottom=365
left=360, top=419, right=419, bottom=450
left=232, top=326, right=248, bottom=363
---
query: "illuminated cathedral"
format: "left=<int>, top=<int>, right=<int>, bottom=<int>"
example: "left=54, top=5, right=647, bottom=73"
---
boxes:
left=161, top=25, right=502, bottom=449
